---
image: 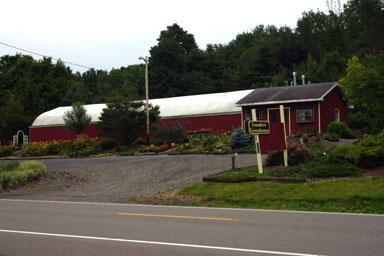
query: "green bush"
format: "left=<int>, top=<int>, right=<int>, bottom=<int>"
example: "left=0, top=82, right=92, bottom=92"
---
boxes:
left=0, top=145, right=15, bottom=157
left=203, top=135, right=218, bottom=152
left=66, top=143, right=103, bottom=157
left=156, top=121, right=186, bottom=145
left=45, top=142, right=62, bottom=155
left=230, top=128, right=253, bottom=150
left=98, top=139, right=118, bottom=151
left=304, top=162, right=361, bottom=178
left=265, top=144, right=310, bottom=166
left=323, top=132, right=340, bottom=141
left=345, top=131, right=384, bottom=168
left=213, top=169, right=269, bottom=182
left=277, top=161, right=361, bottom=178
left=119, top=150, right=136, bottom=156
left=288, top=144, right=310, bottom=165
left=327, top=121, right=355, bottom=139
left=265, top=150, right=283, bottom=167
left=323, top=145, right=354, bottom=164
left=0, top=161, right=46, bottom=189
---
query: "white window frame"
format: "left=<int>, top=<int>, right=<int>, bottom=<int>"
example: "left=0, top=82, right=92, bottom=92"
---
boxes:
left=296, top=108, right=313, bottom=123
left=334, top=109, right=340, bottom=121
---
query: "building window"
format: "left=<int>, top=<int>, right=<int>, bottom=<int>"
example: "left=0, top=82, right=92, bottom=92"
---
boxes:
left=245, top=109, right=262, bottom=120
left=334, top=109, right=340, bottom=121
left=255, top=109, right=262, bottom=120
left=296, top=108, right=313, bottom=123
left=245, top=110, right=252, bottom=120
left=270, top=111, right=277, bottom=123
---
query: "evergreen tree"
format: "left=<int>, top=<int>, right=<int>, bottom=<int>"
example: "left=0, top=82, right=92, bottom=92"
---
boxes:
left=63, top=102, right=92, bottom=134
left=230, top=128, right=254, bottom=150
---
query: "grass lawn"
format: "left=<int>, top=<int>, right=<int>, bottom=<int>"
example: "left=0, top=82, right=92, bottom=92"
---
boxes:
left=176, top=177, right=384, bottom=214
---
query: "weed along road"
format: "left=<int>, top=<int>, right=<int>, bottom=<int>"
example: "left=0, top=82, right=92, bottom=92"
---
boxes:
left=1, top=199, right=383, bottom=256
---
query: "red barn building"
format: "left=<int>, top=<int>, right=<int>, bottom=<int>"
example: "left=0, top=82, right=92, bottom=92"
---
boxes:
left=236, top=82, right=348, bottom=150
left=29, top=90, right=253, bottom=142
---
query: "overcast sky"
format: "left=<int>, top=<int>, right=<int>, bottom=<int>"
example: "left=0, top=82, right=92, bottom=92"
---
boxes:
left=1, top=0, right=347, bottom=73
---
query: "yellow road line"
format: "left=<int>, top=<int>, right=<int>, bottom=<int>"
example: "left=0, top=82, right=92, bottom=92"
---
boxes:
left=117, top=213, right=236, bottom=221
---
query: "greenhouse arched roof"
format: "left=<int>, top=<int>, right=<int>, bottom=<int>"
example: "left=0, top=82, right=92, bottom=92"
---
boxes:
left=31, top=89, right=253, bottom=127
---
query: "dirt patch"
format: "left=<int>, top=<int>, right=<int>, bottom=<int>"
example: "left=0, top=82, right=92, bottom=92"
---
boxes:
left=0, top=171, right=87, bottom=197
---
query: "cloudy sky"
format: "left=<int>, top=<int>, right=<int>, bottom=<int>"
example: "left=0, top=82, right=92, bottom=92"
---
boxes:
left=1, top=0, right=347, bottom=73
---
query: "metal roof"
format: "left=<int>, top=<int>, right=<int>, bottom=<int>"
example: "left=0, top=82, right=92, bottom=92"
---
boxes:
left=236, top=82, right=340, bottom=106
left=31, top=89, right=254, bottom=127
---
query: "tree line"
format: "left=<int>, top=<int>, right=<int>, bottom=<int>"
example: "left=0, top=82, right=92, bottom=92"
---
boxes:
left=1, top=0, right=383, bottom=143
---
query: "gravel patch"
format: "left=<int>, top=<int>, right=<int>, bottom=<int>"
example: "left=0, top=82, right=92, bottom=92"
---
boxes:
left=0, top=154, right=263, bottom=203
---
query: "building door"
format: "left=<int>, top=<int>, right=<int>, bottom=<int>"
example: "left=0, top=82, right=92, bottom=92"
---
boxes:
left=259, top=108, right=289, bottom=151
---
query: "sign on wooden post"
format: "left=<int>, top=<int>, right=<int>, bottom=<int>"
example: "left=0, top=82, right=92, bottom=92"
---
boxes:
left=247, top=121, right=270, bottom=135
left=251, top=109, right=263, bottom=174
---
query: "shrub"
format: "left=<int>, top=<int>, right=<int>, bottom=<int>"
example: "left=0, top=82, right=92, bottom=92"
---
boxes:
left=323, top=132, right=340, bottom=141
left=98, top=138, right=118, bottom=151
left=119, top=150, right=137, bottom=156
left=265, top=151, right=283, bottom=167
left=345, top=131, right=384, bottom=168
left=327, top=121, right=355, bottom=139
left=72, top=134, right=91, bottom=150
left=135, top=137, right=146, bottom=145
left=266, top=144, right=310, bottom=166
left=186, top=129, right=211, bottom=136
left=0, top=145, right=15, bottom=157
left=321, top=145, right=352, bottom=164
left=303, top=162, right=361, bottom=178
left=156, top=121, right=186, bottom=145
left=0, top=161, right=46, bottom=189
left=230, top=128, right=253, bottom=150
left=276, top=161, right=361, bottom=178
left=288, top=144, right=310, bottom=165
left=23, top=142, right=48, bottom=156
left=203, top=135, right=218, bottom=152
left=45, top=141, right=63, bottom=155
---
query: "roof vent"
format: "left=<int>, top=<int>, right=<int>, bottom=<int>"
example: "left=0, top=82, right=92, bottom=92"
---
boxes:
left=293, top=72, right=297, bottom=86
left=301, top=74, right=305, bottom=85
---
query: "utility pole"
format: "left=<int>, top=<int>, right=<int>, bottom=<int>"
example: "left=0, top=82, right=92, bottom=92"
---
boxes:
left=139, top=56, right=149, bottom=143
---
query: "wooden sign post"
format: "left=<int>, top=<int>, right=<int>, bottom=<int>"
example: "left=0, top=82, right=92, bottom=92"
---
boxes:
left=280, top=105, right=288, bottom=167
left=251, top=109, right=264, bottom=174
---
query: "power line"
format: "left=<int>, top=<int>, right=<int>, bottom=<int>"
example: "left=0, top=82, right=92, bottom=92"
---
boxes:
left=0, top=41, right=93, bottom=70
left=157, top=65, right=207, bottom=88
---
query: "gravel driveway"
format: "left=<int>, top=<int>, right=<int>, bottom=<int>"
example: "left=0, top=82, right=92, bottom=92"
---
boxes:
left=1, top=154, right=262, bottom=203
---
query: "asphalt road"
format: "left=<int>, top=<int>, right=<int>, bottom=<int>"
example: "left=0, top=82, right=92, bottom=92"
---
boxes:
left=1, top=199, right=383, bottom=256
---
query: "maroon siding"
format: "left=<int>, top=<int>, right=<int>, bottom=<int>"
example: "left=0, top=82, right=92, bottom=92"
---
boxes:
left=30, top=114, right=242, bottom=142
left=288, top=102, right=319, bottom=135
left=30, top=124, right=104, bottom=142
left=161, top=114, right=242, bottom=133
left=320, top=89, right=348, bottom=133
left=242, top=103, right=319, bottom=135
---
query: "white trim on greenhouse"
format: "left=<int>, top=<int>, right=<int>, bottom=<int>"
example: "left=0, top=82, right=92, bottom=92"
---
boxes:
left=31, top=90, right=254, bottom=127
